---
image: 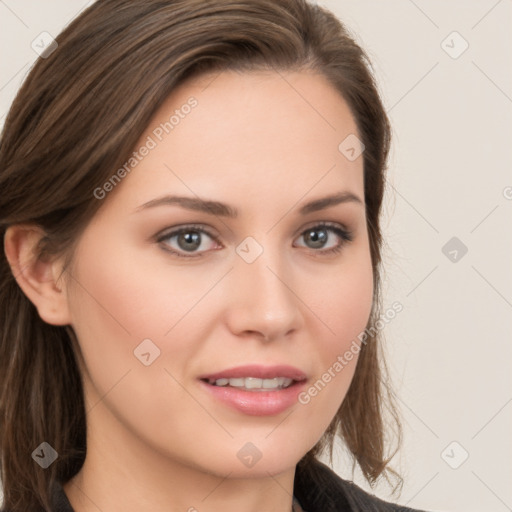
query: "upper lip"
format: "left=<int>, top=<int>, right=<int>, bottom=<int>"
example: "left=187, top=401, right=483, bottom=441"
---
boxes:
left=199, top=364, right=307, bottom=382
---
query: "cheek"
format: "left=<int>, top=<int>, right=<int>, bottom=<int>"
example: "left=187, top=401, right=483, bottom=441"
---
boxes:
left=328, top=264, right=373, bottom=346
left=66, top=228, right=228, bottom=400
left=69, top=226, right=218, bottom=340
left=65, top=232, right=223, bottom=456
left=297, top=247, right=374, bottom=420
left=311, top=247, right=374, bottom=356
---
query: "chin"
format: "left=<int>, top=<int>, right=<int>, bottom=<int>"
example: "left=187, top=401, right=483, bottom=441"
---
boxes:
left=199, top=435, right=317, bottom=479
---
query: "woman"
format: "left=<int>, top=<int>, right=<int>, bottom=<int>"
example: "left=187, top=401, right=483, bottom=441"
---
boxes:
left=0, top=1, right=428, bottom=511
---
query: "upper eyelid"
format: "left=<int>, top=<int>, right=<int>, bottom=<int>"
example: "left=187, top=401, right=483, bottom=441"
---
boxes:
left=156, top=221, right=351, bottom=239
left=294, top=220, right=351, bottom=237
left=156, top=224, right=218, bottom=240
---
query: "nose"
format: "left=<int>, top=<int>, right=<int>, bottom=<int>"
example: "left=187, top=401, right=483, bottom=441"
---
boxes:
left=223, top=244, right=304, bottom=343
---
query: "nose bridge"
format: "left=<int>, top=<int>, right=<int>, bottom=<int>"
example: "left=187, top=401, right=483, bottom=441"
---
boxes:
left=228, top=235, right=302, bottom=339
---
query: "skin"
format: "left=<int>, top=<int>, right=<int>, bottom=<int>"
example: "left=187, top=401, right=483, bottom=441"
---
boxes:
left=5, top=70, right=373, bottom=512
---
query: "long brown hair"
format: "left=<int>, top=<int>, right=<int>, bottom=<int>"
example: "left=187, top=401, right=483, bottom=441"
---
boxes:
left=0, top=1, right=400, bottom=510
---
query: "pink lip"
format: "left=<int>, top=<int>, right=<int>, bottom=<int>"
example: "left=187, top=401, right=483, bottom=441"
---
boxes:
left=198, top=365, right=308, bottom=416
left=199, top=364, right=307, bottom=382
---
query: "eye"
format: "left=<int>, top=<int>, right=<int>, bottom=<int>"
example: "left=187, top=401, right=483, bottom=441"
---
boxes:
left=155, top=222, right=353, bottom=259
left=294, top=223, right=353, bottom=254
left=156, top=225, right=220, bottom=258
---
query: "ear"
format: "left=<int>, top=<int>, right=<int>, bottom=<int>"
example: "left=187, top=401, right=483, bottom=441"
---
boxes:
left=3, top=224, right=72, bottom=326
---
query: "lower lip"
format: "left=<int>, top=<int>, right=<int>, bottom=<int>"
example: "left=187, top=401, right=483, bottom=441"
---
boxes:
left=199, top=380, right=307, bottom=416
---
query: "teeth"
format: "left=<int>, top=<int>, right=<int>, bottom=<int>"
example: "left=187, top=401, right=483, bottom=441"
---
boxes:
left=210, top=377, right=294, bottom=391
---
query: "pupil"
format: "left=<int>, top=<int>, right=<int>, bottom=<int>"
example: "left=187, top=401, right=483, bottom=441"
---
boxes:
left=178, top=231, right=201, bottom=251
left=306, top=229, right=327, bottom=248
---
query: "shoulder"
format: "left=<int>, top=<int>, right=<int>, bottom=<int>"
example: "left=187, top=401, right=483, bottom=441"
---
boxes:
left=294, top=458, right=430, bottom=512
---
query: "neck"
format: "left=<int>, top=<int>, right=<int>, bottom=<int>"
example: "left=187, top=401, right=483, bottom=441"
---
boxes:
left=63, top=397, right=297, bottom=512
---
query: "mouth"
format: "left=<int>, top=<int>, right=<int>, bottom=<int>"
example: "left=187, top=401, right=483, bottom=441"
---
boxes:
left=198, top=364, right=308, bottom=416
left=203, top=376, right=295, bottom=391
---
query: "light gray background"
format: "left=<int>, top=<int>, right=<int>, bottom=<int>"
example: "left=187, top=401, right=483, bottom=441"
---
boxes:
left=1, top=1, right=511, bottom=511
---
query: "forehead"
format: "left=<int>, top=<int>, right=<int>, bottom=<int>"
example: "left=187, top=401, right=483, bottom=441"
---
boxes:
left=103, top=70, right=364, bottom=214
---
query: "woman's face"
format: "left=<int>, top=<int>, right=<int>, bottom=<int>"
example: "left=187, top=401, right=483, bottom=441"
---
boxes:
left=64, top=70, right=373, bottom=477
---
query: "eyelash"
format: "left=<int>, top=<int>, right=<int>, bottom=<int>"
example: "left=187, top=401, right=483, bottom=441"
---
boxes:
left=156, top=222, right=353, bottom=259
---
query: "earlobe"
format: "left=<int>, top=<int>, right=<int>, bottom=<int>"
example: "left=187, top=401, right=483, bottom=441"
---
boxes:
left=3, top=225, right=72, bottom=326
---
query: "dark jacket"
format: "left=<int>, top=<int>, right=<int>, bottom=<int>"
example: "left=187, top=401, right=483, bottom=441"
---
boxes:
left=48, top=459, right=427, bottom=511
left=293, top=459, right=427, bottom=511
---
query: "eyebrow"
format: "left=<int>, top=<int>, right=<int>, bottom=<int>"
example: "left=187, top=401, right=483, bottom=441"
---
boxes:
left=133, top=191, right=363, bottom=217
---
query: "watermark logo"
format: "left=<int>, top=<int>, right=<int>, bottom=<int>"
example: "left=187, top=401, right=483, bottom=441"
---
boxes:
left=32, top=442, right=58, bottom=469
left=134, top=338, right=161, bottom=366
left=237, top=442, right=262, bottom=468
left=338, top=134, right=365, bottom=162
left=31, top=32, right=58, bottom=58
left=441, top=441, right=469, bottom=469
left=442, top=236, right=468, bottom=263
left=236, top=237, right=264, bottom=264
left=441, top=31, right=469, bottom=60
